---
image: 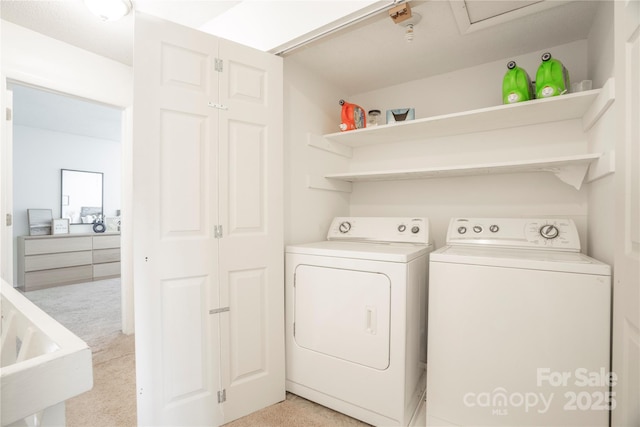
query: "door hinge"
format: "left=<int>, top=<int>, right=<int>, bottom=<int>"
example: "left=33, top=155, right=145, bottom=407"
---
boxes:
left=207, top=101, right=229, bottom=110
left=209, top=306, right=230, bottom=315
left=217, top=389, right=226, bottom=403
left=5, top=108, right=11, bottom=121
left=293, top=322, right=295, bottom=337
left=6, top=214, right=12, bottom=226
left=214, top=225, right=223, bottom=239
left=215, top=58, right=223, bottom=72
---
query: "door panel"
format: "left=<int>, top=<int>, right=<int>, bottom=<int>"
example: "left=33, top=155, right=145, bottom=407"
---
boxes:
left=227, top=268, right=268, bottom=382
left=613, top=1, right=640, bottom=425
left=133, top=13, right=221, bottom=426
left=228, top=61, right=267, bottom=102
left=160, top=110, right=210, bottom=235
left=161, top=276, right=210, bottom=402
left=218, top=38, right=284, bottom=424
left=160, top=43, right=210, bottom=92
left=228, top=120, right=266, bottom=233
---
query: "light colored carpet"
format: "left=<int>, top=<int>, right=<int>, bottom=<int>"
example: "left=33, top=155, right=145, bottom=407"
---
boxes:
left=22, top=278, right=122, bottom=348
left=22, top=279, right=136, bottom=425
left=66, top=332, right=137, bottom=427
left=224, top=393, right=370, bottom=427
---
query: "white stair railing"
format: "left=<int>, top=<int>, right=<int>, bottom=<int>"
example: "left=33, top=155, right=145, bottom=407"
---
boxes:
left=1, top=280, right=93, bottom=426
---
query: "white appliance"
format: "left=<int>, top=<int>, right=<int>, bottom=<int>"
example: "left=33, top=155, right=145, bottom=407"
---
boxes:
left=286, top=217, right=433, bottom=426
left=426, top=218, right=612, bottom=427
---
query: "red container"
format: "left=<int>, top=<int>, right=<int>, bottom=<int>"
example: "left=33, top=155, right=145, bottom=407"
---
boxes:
left=339, top=99, right=366, bottom=131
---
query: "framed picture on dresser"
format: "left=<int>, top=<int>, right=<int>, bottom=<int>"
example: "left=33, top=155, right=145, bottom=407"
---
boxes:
left=28, top=209, right=53, bottom=236
left=52, top=218, right=70, bottom=235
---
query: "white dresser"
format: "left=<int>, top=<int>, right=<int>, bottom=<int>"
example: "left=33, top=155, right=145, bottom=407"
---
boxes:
left=17, top=233, right=121, bottom=291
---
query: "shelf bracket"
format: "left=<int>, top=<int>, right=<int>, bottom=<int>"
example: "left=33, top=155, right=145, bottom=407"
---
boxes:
left=583, top=78, right=615, bottom=132
left=307, top=133, right=352, bottom=158
left=307, top=175, right=352, bottom=193
left=586, top=150, right=615, bottom=183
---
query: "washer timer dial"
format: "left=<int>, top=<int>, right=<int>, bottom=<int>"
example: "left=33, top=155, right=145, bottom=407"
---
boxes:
left=539, top=224, right=560, bottom=240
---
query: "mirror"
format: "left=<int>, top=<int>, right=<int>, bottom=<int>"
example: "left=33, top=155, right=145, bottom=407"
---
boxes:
left=61, top=169, right=104, bottom=224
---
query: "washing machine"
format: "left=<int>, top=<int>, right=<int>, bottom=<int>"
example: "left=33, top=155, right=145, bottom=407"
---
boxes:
left=426, top=218, right=611, bottom=427
left=286, top=217, right=433, bottom=426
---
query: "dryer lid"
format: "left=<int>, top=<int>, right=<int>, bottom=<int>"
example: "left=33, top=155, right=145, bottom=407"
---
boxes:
left=286, top=240, right=431, bottom=263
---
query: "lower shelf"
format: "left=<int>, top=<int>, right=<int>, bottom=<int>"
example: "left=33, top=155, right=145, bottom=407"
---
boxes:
left=323, top=153, right=603, bottom=190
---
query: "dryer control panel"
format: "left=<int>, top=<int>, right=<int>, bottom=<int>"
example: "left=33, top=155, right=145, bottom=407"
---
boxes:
left=327, top=217, right=430, bottom=244
left=446, top=218, right=581, bottom=251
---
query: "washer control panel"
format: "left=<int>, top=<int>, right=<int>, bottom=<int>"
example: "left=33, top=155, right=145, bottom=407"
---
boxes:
left=327, top=217, right=430, bottom=244
left=446, top=218, right=581, bottom=251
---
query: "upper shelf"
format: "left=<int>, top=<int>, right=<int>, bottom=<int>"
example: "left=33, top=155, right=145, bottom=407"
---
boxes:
left=323, top=79, right=615, bottom=148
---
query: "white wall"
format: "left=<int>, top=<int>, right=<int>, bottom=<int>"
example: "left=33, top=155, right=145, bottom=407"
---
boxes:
left=283, top=57, right=351, bottom=245
left=351, top=40, right=588, bottom=123
left=285, top=40, right=592, bottom=249
left=0, top=20, right=132, bottom=106
left=586, top=0, right=615, bottom=266
left=13, top=125, right=121, bottom=230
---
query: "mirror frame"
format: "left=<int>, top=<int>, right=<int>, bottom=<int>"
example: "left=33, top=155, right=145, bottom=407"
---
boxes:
left=61, top=169, right=104, bottom=225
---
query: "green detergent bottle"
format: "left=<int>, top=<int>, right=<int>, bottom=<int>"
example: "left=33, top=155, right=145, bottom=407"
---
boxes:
left=502, top=61, right=534, bottom=104
left=535, top=52, right=570, bottom=98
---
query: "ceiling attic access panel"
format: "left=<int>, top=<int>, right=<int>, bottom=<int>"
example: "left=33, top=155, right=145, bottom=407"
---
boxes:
left=450, top=0, right=571, bottom=34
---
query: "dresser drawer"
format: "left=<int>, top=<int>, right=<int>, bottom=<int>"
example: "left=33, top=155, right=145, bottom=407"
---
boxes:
left=24, top=237, right=92, bottom=255
left=93, top=235, right=121, bottom=250
left=24, top=250, right=92, bottom=272
left=93, top=262, right=121, bottom=279
left=24, top=265, right=93, bottom=290
left=93, top=248, right=121, bottom=264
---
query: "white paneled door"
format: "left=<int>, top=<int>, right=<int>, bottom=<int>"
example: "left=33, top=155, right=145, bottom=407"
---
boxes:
left=133, top=13, right=283, bottom=426
left=217, top=39, right=285, bottom=423
left=613, top=0, right=640, bottom=425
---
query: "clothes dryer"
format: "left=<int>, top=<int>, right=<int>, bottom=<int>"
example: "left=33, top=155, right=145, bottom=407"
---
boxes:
left=426, top=218, right=611, bottom=426
left=286, top=217, right=433, bottom=426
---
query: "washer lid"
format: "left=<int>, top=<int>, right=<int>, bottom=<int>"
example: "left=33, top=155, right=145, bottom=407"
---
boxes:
left=430, top=245, right=611, bottom=276
left=286, top=240, right=431, bottom=263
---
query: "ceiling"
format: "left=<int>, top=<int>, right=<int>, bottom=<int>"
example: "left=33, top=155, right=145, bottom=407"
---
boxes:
left=0, top=0, right=599, bottom=95
left=9, top=82, right=123, bottom=141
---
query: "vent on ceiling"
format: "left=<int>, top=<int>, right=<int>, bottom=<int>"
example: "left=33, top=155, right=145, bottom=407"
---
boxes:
left=450, top=0, right=570, bottom=34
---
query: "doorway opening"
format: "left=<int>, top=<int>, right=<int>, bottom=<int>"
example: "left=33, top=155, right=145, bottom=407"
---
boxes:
left=9, top=81, right=123, bottom=341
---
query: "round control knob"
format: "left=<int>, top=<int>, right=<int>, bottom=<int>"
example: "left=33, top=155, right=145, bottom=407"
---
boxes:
left=411, top=226, right=420, bottom=234
left=338, top=221, right=351, bottom=234
left=457, top=226, right=467, bottom=234
left=489, top=225, right=499, bottom=233
left=398, top=224, right=407, bottom=232
left=473, top=225, right=483, bottom=233
left=540, top=224, right=560, bottom=240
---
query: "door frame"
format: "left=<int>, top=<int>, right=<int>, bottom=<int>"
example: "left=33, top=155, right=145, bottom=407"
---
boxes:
left=1, top=72, right=134, bottom=335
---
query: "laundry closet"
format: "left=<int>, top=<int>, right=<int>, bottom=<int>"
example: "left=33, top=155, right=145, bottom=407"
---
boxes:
left=283, top=1, right=615, bottom=262
left=283, top=1, right=627, bottom=424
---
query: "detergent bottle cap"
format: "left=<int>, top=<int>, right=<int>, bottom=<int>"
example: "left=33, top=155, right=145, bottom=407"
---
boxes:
left=507, top=61, right=517, bottom=70
left=541, top=52, right=552, bottom=62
